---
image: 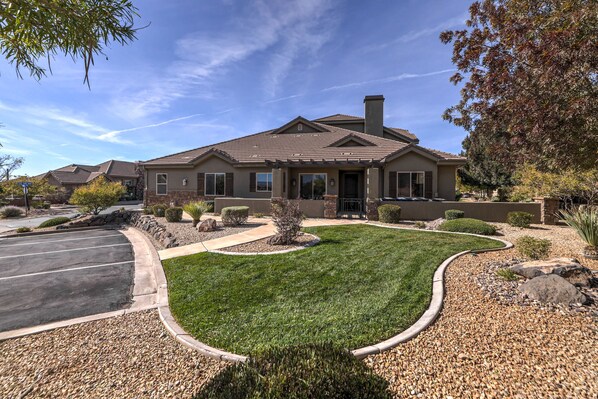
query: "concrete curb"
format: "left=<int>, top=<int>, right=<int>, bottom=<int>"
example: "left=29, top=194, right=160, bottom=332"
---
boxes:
left=155, top=223, right=512, bottom=363
left=209, top=234, right=320, bottom=256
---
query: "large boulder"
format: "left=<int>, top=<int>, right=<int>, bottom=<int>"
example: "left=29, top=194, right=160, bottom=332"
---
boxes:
left=518, top=275, right=588, bottom=305
left=509, top=258, right=595, bottom=287
left=197, top=218, right=218, bottom=232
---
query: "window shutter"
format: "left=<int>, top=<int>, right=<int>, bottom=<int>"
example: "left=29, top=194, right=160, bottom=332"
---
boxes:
left=197, top=173, right=205, bottom=196
left=388, top=171, right=397, bottom=198
left=226, top=173, right=234, bottom=196
left=425, top=171, right=433, bottom=198
left=249, top=172, right=256, bottom=192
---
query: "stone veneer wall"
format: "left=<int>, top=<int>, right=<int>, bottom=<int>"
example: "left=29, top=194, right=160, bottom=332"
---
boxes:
left=366, top=199, right=380, bottom=221
left=62, top=210, right=179, bottom=248
left=323, top=195, right=338, bottom=219
left=534, top=197, right=559, bottom=225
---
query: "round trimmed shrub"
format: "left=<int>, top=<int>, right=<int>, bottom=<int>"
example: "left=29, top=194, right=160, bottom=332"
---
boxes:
left=142, top=206, right=153, bottom=215
left=195, top=344, right=391, bottom=399
left=221, top=206, right=249, bottom=226
left=378, top=204, right=401, bottom=224
left=38, top=216, right=71, bottom=228
left=507, top=211, right=534, bottom=228
left=438, top=218, right=497, bottom=235
left=152, top=204, right=168, bottom=217
left=165, top=207, right=183, bottom=223
left=0, top=206, right=23, bottom=218
left=516, top=235, right=551, bottom=260
left=16, top=227, right=32, bottom=233
left=445, top=209, right=465, bottom=220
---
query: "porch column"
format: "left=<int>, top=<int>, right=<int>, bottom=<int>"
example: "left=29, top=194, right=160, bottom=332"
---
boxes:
left=324, top=195, right=338, bottom=219
left=272, top=168, right=283, bottom=198
left=366, top=167, right=381, bottom=221
left=534, top=197, right=559, bottom=225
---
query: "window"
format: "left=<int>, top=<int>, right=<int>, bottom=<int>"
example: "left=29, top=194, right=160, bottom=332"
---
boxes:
left=299, top=173, right=326, bottom=200
left=156, top=173, right=167, bottom=195
left=397, top=172, right=424, bottom=197
left=256, top=173, right=272, bottom=192
left=205, top=173, right=226, bottom=196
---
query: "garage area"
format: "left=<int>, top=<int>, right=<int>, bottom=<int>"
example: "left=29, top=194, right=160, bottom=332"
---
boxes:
left=0, top=228, right=135, bottom=332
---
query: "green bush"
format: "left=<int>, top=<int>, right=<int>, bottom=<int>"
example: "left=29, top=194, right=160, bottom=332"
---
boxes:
left=221, top=206, right=249, bottom=226
left=253, top=212, right=265, bottom=218
left=165, top=207, right=183, bottom=223
left=507, top=211, right=534, bottom=228
left=516, top=235, right=551, bottom=260
left=561, top=207, right=598, bottom=248
left=183, top=202, right=204, bottom=227
left=414, top=221, right=426, bottom=229
left=438, top=218, right=497, bottom=235
left=199, top=200, right=214, bottom=213
left=16, top=227, right=32, bottom=233
left=378, top=204, right=401, bottom=223
left=0, top=206, right=23, bottom=218
left=195, top=344, right=391, bottom=399
left=445, top=209, right=465, bottom=220
left=142, top=206, right=153, bottom=215
left=38, top=216, right=71, bottom=228
left=496, top=268, right=519, bottom=281
left=152, top=203, right=168, bottom=217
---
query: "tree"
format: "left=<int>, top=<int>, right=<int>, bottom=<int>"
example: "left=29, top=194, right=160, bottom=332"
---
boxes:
left=0, top=176, right=56, bottom=197
left=0, top=154, right=23, bottom=181
left=69, top=176, right=125, bottom=214
left=0, top=0, right=140, bottom=86
left=441, top=0, right=598, bottom=172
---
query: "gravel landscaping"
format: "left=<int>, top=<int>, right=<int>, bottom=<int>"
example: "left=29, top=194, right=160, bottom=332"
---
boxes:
left=0, top=310, right=225, bottom=398
left=219, top=232, right=318, bottom=253
left=367, top=223, right=598, bottom=398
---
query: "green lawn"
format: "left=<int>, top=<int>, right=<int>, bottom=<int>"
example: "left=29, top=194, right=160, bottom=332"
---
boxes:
left=163, top=224, right=503, bottom=355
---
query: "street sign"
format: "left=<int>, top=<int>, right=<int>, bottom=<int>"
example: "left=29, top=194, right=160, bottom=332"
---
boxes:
left=19, top=181, right=33, bottom=188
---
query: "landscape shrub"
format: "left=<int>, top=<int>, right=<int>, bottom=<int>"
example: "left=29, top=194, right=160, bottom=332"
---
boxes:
left=165, top=207, right=183, bottom=223
left=69, top=177, right=126, bottom=215
left=16, top=227, right=32, bottom=233
left=445, top=209, right=465, bottom=220
left=438, top=218, right=497, bottom=235
left=199, top=201, right=214, bottom=213
left=268, top=199, right=303, bottom=245
left=38, top=216, right=71, bottom=228
left=516, top=236, right=551, bottom=260
left=560, top=207, right=598, bottom=249
left=378, top=204, right=401, bottom=223
left=507, top=211, right=534, bottom=228
left=414, top=221, right=427, bottom=229
left=195, top=344, right=391, bottom=399
left=152, top=203, right=168, bottom=217
left=142, top=206, right=153, bottom=215
left=496, top=268, right=519, bottom=281
left=221, top=206, right=249, bottom=226
left=253, top=212, right=265, bottom=218
left=0, top=206, right=23, bottom=218
left=183, top=202, right=204, bottom=227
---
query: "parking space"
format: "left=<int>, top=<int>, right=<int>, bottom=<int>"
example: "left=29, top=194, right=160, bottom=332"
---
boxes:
left=0, top=229, right=135, bottom=332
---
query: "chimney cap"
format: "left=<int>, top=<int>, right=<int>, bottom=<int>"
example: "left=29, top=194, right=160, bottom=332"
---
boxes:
left=364, top=95, right=384, bottom=102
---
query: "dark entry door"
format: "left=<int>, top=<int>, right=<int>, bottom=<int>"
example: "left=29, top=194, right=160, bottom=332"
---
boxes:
left=343, top=173, right=359, bottom=199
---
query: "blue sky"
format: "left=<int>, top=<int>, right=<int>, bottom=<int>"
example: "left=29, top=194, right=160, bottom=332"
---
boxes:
left=0, top=0, right=472, bottom=176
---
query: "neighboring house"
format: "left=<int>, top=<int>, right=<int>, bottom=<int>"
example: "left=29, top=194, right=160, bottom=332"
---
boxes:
left=142, top=95, right=465, bottom=218
left=38, top=160, right=140, bottom=199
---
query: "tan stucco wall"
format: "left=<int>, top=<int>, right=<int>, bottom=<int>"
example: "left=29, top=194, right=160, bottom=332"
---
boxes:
left=383, top=152, right=437, bottom=197
left=437, top=165, right=457, bottom=200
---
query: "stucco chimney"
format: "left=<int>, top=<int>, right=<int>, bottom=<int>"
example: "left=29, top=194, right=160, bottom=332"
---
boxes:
left=363, top=95, right=384, bottom=137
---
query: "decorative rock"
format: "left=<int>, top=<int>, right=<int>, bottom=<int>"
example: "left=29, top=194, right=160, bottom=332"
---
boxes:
left=509, top=258, right=595, bottom=287
left=197, top=218, right=218, bottom=232
left=518, top=274, right=588, bottom=305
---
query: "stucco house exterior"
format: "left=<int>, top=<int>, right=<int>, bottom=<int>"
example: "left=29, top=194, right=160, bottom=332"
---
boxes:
left=142, top=95, right=465, bottom=218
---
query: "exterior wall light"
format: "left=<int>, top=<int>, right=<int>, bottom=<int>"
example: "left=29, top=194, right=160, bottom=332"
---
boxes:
left=330, top=178, right=335, bottom=187
left=291, top=178, right=297, bottom=187
left=183, top=178, right=188, bottom=186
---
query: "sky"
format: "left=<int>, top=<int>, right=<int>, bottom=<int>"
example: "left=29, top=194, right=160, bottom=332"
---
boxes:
left=0, top=0, right=473, bottom=176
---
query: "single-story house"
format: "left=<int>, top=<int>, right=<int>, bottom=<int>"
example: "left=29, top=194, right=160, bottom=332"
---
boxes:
left=142, top=95, right=465, bottom=218
left=38, top=160, right=140, bottom=199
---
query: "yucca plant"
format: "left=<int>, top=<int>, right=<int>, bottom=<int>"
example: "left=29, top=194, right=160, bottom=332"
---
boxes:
left=183, top=202, right=204, bottom=227
left=561, top=207, right=598, bottom=259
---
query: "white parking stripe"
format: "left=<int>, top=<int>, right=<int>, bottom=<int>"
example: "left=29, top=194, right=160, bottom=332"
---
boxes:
left=0, top=234, right=123, bottom=248
left=0, top=229, right=118, bottom=241
left=0, top=261, right=135, bottom=281
left=0, top=243, right=131, bottom=260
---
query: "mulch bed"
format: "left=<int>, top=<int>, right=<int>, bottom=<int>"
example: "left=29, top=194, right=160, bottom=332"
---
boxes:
left=219, top=233, right=318, bottom=253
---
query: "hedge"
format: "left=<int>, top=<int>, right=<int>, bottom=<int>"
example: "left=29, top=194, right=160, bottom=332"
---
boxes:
left=165, top=207, right=183, bottom=223
left=378, top=204, right=402, bottom=224
left=38, top=216, right=71, bottom=228
left=507, top=211, right=534, bottom=228
left=438, top=218, right=497, bottom=235
left=516, top=236, right=551, bottom=260
left=445, top=209, right=465, bottom=220
left=221, top=206, right=249, bottom=226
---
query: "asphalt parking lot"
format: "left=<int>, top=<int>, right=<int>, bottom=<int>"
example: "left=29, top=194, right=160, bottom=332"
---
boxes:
left=0, top=228, right=135, bottom=332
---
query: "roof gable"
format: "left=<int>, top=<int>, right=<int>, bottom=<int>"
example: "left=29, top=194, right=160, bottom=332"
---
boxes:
left=272, top=116, right=329, bottom=135
left=383, top=144, right=443, bottom=163
left=328, top=134, right=376, bottom=148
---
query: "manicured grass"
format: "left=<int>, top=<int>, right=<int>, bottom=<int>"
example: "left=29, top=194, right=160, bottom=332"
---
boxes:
left=163, top=224, right=504, bottom=355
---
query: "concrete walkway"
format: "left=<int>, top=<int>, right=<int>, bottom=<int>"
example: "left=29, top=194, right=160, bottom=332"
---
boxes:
left=158, top=218, right=365, bottom=260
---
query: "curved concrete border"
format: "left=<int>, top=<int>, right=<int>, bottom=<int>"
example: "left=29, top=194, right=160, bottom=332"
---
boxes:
left=154, top=223, right=512, bottom=363
left=210, top=234, right=320, bottom=256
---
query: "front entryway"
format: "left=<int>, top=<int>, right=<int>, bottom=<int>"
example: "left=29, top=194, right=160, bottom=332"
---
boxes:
left=338, top=171, right=365, bottom=216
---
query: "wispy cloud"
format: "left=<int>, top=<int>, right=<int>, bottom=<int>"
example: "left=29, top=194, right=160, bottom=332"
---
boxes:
left=97, top=113, right=204, bottom=142
left=321, top=69, right=455, bottom=92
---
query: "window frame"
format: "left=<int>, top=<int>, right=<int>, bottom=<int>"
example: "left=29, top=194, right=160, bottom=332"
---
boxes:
left=205, top=172, right=226, bottom=196
left=298, top=173, right=327, bottom=200
left=396, top=171, right=425, bottom=198
left=256, top=172, right=273, bottom=192
left=156, top=173, right=168, bottom=195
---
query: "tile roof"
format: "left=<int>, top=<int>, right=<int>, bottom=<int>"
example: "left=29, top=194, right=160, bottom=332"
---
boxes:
left=143, top=120, right=464, bottom=166
left=42, top=160, right=137, bottom=184
left=313, top=114, right=364, bottom=122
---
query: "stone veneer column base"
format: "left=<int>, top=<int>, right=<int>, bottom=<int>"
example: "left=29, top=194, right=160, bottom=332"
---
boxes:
left=534, top=197, right=559, bottom=225
left=323, top=195, right=338, bottom=219
left=366, top=198, right=380, bottom=221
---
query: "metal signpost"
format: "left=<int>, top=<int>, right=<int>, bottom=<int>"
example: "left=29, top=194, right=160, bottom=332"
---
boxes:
left=19, top=181, right=33, bottom=216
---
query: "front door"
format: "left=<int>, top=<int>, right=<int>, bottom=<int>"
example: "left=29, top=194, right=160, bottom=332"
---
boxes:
left=343, top=173, right=359, bottom=199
